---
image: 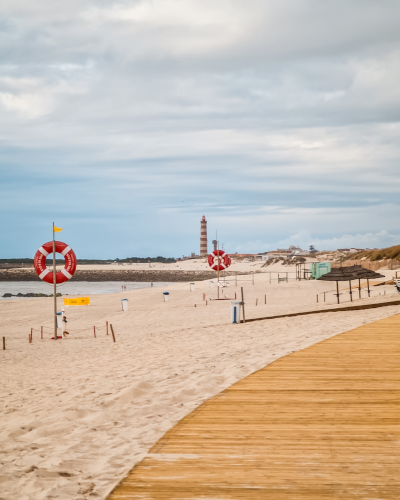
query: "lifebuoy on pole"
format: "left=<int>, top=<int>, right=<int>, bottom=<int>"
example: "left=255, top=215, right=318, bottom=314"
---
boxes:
left=34, top=241, right=77, bottom=284
left=208, top=249, right=231, bottom=271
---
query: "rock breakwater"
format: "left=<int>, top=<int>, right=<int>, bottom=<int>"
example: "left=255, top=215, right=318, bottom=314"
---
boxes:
left=0, top=269, right=258, bottom=282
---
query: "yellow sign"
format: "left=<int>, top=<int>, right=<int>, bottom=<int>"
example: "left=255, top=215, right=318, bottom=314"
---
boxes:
left=64, top=297, right=90, bottom=306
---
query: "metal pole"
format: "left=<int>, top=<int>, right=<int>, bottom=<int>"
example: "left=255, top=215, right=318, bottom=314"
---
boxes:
left=241, top=287, right=245, bottom=323
left=53, top=222, right=57, bottom=340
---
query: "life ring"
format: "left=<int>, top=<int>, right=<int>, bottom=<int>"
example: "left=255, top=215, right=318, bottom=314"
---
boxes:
left=208, top=250, right=231, bottom=271
left=34, top=241, right=77, bottom=284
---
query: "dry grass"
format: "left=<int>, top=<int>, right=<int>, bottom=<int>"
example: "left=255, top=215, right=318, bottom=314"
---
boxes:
left=347, top=244, right=400, bottom=262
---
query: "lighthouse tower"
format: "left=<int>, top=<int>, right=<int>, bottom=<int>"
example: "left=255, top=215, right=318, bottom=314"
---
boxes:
left=200, top=216, right=208, bottom=256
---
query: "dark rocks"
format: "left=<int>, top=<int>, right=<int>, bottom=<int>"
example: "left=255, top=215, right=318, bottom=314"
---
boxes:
left=0, top=269, right=258, bottom=282
left=2, top=292, right=62, bottom=298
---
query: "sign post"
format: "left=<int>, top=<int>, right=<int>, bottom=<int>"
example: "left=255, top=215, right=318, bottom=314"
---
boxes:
left=52, top=222, right=57, bottom=340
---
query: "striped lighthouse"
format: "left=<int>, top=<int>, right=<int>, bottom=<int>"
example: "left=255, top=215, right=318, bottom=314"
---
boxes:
left=200, top=216, right=208, bottom=256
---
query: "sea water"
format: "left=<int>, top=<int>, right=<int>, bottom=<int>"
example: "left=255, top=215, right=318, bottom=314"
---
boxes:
left=0, top=281, right=174, bottom=299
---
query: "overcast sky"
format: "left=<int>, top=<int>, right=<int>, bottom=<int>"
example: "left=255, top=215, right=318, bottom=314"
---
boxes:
left=1, top=0, right=400, bottom=258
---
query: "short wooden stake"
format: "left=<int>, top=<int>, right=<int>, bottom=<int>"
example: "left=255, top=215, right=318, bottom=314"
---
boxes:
left=256, top=298, right=258, bottom=306
left=324, top=292, right=326, bottom=302
left=195, top=304, right=197, bottom=307
left=110, top=324, right=116, bottom=343
left=206, top=301, right=208, bottom=305
left=317, top=295, right=319, bottom=303
left=41, top=326, right=43, bottom=339
left=94, top=326, right=96, bottom=338
left=203, top=293, right=205, bottom=301
left=252, top=274, right=254, bottom=285
left=3, top=337, right=5, bottom=350
left=106, top=321, right=109, bottom=335
left=264, top=294, right=266, bottom=304
left=29, top=333, right=31, bottom=343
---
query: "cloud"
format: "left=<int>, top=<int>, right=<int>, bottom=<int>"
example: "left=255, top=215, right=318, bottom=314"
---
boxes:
left=0, top=1, right=400, bottom=257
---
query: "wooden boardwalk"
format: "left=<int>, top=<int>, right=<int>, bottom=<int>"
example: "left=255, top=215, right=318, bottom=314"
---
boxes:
left=107, top=313, right=400, bottom=499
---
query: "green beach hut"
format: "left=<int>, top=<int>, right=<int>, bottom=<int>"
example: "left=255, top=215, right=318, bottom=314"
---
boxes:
left=310, top=262, right=331, bottom=279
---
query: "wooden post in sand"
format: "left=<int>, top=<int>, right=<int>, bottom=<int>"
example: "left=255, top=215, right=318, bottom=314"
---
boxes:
left=235, top=275, right=237, bottom=287
left=324, top=292, right=326, bottom=302
left=29, top=333, right=31, bottom=343
left=3, top=337, right=5, bottom=350
left=265, top=294, right=266, bottom=304
left=41, top=326, right=43, bottom=339
left=241, top=287, right=245, bottom=323
left=252, top=273, right=254, bottom=285
left=106, top=321, right=109, bottom=335
left=349, top=281, right=353, bottom=302
left=94, top=326, right=96, bottom=338
left=317, top=295, right=318, bottom=303
left=256, top=298, right=258, bottom=306
left=110, top=324, right=116, bottom=342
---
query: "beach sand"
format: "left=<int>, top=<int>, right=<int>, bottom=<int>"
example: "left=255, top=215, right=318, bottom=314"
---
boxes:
left=0, top=265, right=399, bottom=499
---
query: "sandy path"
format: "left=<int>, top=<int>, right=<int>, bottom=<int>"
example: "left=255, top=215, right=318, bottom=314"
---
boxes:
left=0, top=271, right=399, bottom=499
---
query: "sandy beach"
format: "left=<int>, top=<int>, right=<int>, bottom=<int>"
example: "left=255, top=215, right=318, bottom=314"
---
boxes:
left=1, top=263, right=399, bottom=499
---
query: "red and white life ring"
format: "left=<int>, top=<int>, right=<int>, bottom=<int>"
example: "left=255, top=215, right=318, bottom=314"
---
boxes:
left=208, top=249, right=231, bottom=271
left=34, top=241, right=77, bottom=284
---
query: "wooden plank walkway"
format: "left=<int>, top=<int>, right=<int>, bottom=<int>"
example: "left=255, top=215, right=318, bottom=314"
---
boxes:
left=107, top=313, right=400, bottom=499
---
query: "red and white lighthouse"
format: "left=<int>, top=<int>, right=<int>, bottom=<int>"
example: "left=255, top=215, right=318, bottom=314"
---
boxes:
left=200, top=216, right=208, bottom=256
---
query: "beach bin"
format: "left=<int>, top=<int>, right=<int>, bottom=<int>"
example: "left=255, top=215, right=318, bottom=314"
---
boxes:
left=56, top=312, right=62, bottom=328
left=163, top=292, right=169, bottom=302
left=209, top=281, right=214, bottom=289
left=121, top=299, right=128, bottom=311
left=231, top=301, right=242, bottom=324
left=190, top=283, right=195, bottom=292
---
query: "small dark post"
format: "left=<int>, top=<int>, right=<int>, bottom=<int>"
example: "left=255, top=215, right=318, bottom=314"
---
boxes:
left=252, top=273, right=254, bottom=285
left=336, top=281, right=340, bottom=304
left=106, top=321, right=109, bottom=335
left=358, top=279, right=361, bottom=299
left=241, top=287, right=245, bottom=323
left=367, top=279, right=370, bottom=297
left=324, top=292, right=326, bottom=302
left=349, top=281, right=353, bottom=302
left=2, top=337, right=5, bottom=350
left=264, top=294, right=266, bottom=304
left=110, top=324, right=116, bottom=342
left=256, top=298, right=258, bottom=306
left=317, top=294, right=318, bottom=303
left=41, top=326, right=43, bottom=339
left=94, top=326, right=96, bottom=338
